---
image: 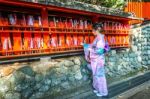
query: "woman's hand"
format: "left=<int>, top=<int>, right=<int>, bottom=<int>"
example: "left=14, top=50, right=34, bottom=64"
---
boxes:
left=87, top=55, right=91, bottom=63
left=96, top=48, right=104, bottom=55
left=105, top=53, right=109, bottom=56
left=80, top=43, right=84, bottom=46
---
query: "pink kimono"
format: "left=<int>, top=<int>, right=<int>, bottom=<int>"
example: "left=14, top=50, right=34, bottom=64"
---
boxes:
left=84, top=33, right=110, bottom=96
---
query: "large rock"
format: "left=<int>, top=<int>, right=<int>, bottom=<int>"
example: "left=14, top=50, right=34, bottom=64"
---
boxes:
left=111, top=50, right=116, bottom=55
left=32, top=61, right=58, bottom=74
left=9, top=71, right=29, bottom=92
left=142, top=65, right=148, bottom=70
left=148, top=50, right=150, bottom=54
left=117, top=65, right=122, bottom=71
left=109, top=57, right=116, bottom=62
left=39, top=85, right=50, bottom=92
left=34, top=83, right=43, bottom=90
left=129, top=53, right=136, bottom=58
left=72, top=65, right=80, bottom=72
left=44, top=78, right=52, bottom=85
left=75, top=70, right=83, bottom=80
left=25, top=76, right=36, bottom=87
left=21, top=87, right=33, bottom=98
left=130, top=58, right=134, bottom=62
left=64, top=60, right=74, bottom=67
left=148, top=61, right=150, bottom=65
left=51, top=78, right=61, bottom=86
left=29, top=92, right=44, bottom=99
left=35, top=73, right=43, bottom=82
left=4, top=92, right=21, bottom=99
left=0, top=78, right=11, bottom=94
left=123, top=53, right=129, bottom=58
left=73, top=57, right=81, bottom=65
left=131, top=46, right=138, bottom=52
left=61, top=82, right=71, bottom=89
left=136, top=51, right=142, bottom=56
left=138, top=57, right=142, bottom=62
left=138, top=44, right=141, bottom=47
left=56, top=66, right=68, bottom=75
left=68, top=76, right=75, bottom=82
left=0, top=67, right=15, bottom=77
left=17, top=66, right=35, bottom=77
left=50, top=87, right=61, bottom=95
left=14, top=83, right=29, bottom=92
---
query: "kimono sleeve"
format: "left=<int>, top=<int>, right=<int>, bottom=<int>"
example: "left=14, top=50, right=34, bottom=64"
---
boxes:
left=91, top=35, right=105, bottom=55
left=104, top=39, right=110, bottom=53
left=83, top=43, right=91, bottom=62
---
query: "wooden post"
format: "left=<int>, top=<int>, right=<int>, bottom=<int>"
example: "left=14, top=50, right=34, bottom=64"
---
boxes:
left=92, top=15, right=99, bottom=23
left=41, top=8, right=48, bottom=27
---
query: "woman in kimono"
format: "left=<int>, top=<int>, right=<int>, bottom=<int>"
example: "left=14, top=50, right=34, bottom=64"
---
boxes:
left=83, top=23, right=110, bottom=97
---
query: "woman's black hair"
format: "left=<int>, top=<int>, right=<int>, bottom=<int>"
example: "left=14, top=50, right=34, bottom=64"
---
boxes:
left=92, top=22, right=103, bottom=30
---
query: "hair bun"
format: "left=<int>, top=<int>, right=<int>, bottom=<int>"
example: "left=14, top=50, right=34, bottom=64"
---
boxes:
left=92, top=22, right=103, bottom=30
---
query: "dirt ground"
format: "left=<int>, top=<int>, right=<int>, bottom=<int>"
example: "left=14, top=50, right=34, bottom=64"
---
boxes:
left=128, top=87, right=150, bottom=99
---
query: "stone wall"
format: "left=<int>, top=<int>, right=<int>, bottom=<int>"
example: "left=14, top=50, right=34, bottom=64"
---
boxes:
left=105, top=25, right=149, bottom=82
left=0, top=56, right=91, bottom=99
left=141, top=25, right=150, bottom=66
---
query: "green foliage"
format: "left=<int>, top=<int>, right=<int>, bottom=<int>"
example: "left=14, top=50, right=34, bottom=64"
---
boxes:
left=56, top=0, right=126, bottom=9
left=78, top=0, right=126, bottom=9
left=38, top=0, right=127, bottom=9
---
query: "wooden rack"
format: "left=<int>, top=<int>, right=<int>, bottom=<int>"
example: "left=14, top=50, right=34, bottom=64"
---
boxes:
left=0, top=0, right=136, bottom=59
